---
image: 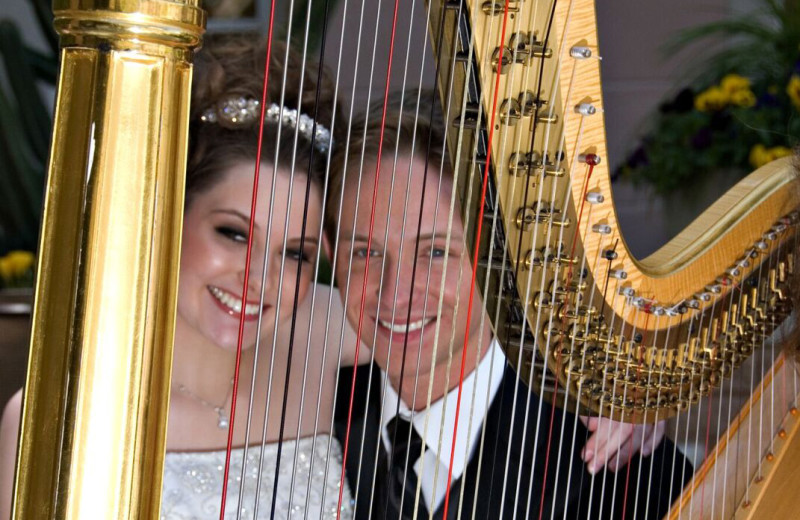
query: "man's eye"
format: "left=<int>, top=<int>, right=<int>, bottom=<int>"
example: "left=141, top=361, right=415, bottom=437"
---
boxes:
left=354, top=248, right=381, bottom=259
left=429, top=247, right=448, bottom=258
left=216, top=226, right=247, bottom=243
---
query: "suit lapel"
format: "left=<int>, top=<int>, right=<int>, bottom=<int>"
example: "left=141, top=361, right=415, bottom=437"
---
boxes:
left=334, top=363, right=387, bottom=520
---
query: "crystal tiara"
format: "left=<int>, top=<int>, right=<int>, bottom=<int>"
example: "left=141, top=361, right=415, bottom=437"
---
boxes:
left=200, top=96, right=332, bottom=155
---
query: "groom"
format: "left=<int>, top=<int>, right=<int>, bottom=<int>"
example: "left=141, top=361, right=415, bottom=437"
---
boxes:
left=326, top=92, right=691, bottom=520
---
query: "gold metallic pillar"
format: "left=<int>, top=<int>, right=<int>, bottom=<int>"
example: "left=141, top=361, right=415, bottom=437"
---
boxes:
left=12, top=1, right=204, bottom=518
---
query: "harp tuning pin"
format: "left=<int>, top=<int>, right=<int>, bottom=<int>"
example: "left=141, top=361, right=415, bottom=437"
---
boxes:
left=509, top=31, right=552, bottom=62
left=736, top=257, right=751, bottom=269
left=763, top=230, right=778, bottom=241
left=592, top=223, right=612, bottom=235
left=575, top=103, right=597, bottom=116
left=686, top=299, right=701, bottom=309
left=619, top=286, right=635, bottom=297
left=602, top=249, right=618, bottom=260
left=754, top=240, right=769, bottom=251
left=586, top=192, right=604, bottom=204
left=578, top=153, right=601, bottom=165
left=705, top=284, right=722, bottom=294
left=609, top=269, right=627, bottom=280
left=570, top=46, right=593, bottom=59
left=773, top=222, right=788, bottom=234
left=695, top=292, right=712, bottom=302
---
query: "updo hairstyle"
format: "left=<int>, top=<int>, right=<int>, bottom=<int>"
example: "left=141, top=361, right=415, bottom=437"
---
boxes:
left=187, top=34, right=339, bottom=205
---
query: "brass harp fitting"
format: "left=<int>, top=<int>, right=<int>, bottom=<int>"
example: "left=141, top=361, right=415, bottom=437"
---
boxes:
left=13, top=1, right=204, bottom=518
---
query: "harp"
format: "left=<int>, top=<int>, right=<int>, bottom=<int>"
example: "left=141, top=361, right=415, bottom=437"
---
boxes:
left=7, top=0, right=800, bottom=519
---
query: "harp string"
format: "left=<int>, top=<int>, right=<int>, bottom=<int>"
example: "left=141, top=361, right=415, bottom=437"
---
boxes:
left=315, top=0, right=402, bottom=509
left=217, top=0, right=281, bottom=514
left=245, top=8, right=308, bottom=515
left=277, top=0, right=336, bottom=513
left=301, top=0, right=355, bottom=511
left=377, top=1, right=462, bottom=516
left=342, top=9, right=441, bottom=520
left=409, top=1, right=476, bottom=514
left=494, top=0, right=560, bottom=516
left=435, top=0, right=522, bottom=515
left=334, top=0, right=406, bottom=515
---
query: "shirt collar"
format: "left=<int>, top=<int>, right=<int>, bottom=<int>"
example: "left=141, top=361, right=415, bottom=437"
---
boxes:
left=380, top=339, right=506, bottom=479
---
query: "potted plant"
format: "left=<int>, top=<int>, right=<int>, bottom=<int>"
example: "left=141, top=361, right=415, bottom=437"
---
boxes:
left=617, top=0, right=799, bottom=204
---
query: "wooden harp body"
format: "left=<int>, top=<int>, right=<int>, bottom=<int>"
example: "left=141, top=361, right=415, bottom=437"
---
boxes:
left=9, top=0, right=800, bottom=518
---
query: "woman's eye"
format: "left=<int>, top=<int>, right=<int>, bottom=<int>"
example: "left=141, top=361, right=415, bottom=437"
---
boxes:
left=286, top=249, right=313, bottom=263
left=216, top=226, right=248, bottom=243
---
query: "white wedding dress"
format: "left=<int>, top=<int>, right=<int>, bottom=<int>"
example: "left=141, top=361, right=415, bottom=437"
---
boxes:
left=161, top=434, right=353, bottom=519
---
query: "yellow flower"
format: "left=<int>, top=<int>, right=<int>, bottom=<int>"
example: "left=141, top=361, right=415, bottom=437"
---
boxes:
left=0, top=250, right=35, bottom=282
left=720, top=74, right=751, bottom=94
left=767, top=146, right=792, bottom=162
left=750, top=144, right=792, bottom=169
left=750, top=144, right=768, bottom=168
left=787, top=75, right=800, bottom=109
left=730, top=88, right=756, bottom=108
left=694, top=86, right=729, bottom=112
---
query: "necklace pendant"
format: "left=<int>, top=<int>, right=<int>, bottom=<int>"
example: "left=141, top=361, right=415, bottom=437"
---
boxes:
left=217, top=414, right=229, bottom=429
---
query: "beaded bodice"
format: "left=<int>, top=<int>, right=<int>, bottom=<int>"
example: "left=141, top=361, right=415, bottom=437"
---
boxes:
left=161, top=434, right=353, bottom=519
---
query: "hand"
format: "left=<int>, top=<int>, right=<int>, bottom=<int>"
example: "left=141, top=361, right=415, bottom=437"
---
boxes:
left=579, top=416, right=666, bottom=475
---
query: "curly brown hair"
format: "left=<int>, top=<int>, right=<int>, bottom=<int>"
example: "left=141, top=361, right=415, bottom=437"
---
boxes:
left=187, top=34, right=339, bottom=205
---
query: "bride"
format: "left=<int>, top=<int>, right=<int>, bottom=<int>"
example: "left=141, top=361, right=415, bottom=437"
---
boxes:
left=0, top=35, right=360, bottom=519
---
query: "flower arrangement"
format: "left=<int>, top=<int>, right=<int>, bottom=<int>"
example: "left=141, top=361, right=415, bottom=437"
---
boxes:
left=618, top=0, right=800, bottom=193
left=0, top=250, right=35, bottom=289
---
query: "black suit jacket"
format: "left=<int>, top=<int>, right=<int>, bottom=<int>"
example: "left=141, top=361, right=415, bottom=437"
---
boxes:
left=334, top=362, right=692, bottom=519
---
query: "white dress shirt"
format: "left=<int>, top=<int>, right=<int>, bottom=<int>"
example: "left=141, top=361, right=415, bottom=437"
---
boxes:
left=380, top=340, right=506, bottom=513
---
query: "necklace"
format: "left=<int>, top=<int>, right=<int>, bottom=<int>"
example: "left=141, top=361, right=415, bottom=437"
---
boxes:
left=175, top=378, right=234, bottom=429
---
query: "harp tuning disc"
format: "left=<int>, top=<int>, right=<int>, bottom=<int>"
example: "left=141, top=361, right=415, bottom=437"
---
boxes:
left=452, top=103, right=481, bottom=129
left=491, top=46, right=513, bottom=74
left=499, top=98, right=522, bottom=125
left=518, top=90, right=546, bottom=116
left=481, top=0, right=521, bottom=15
left=570, top=45, right=593, bottom=59
left=575, top=103, right=597, bottom=116
left=609, top=269, right=627, bottom=280
left=515, top=207, right=536, bottom=230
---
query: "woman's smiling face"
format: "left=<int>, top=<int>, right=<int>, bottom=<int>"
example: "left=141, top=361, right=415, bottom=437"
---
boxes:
left=177, top=161, right=322, bottom=352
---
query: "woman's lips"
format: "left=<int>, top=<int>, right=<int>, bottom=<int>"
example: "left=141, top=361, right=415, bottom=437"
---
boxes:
left=208, top=286, right=269, bottom=321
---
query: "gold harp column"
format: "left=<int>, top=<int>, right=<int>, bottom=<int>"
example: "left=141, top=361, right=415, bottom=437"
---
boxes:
left=12, top=0, right=204, bottom=518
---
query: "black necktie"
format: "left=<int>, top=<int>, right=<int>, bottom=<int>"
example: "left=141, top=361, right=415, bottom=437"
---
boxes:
left=385, top=416, right=429, bottom=519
